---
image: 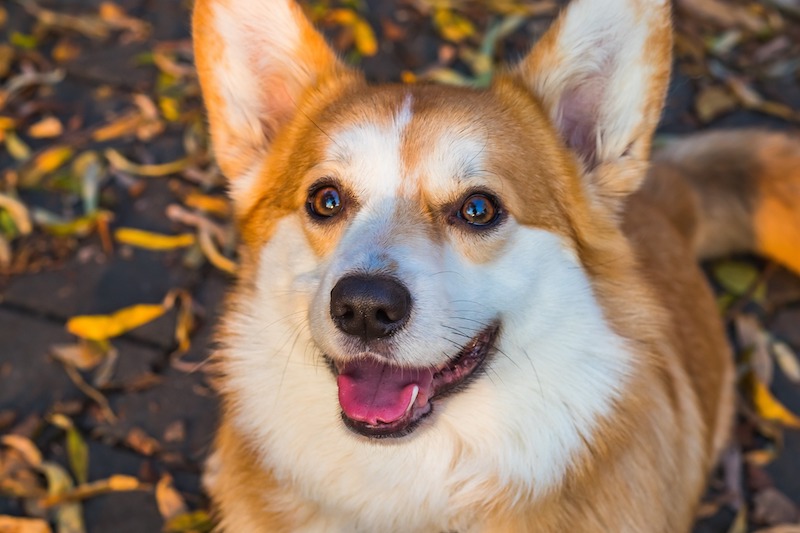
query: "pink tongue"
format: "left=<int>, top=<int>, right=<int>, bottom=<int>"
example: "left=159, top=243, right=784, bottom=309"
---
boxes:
left=337, top=359, right=433, bottom=425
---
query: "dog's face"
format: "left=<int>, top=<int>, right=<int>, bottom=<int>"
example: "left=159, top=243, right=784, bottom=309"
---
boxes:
left=194, top=0, right=671, bottom=527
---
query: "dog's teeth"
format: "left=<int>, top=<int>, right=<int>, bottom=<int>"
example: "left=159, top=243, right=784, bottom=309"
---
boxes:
left=406, top=385, right=419, bottom=414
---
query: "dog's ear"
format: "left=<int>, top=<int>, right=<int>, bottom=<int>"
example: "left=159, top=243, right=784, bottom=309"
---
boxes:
left=515, top=0, right=672, bottom=207
left=193, top=0, right=353, bottom=202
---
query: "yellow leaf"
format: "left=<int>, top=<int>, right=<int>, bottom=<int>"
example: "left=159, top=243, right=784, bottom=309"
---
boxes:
left=115, top=227, right=196, bottom=250
left=22, top=146, right=74, bottom=186
left=159, top=96, right=181, bottom=122
left=353, top=18, right=378, bottom=56
left=67, top=304, right=167, bottom=341
left=0, top=116, right=16, bottom=130
left=745, top=372, right=800, bottom=428
left=156, top=474, right=188, bottom=521
left=163, top=511, right=213, bottom=533
left=28, top=116, right=63, bottom=138
left=107, top=475, right=140, bottom=491
left=0, top=193, right=32, bottom=235
left=326, top=8, right=358, bottom=25
left=433, top=8, right=476, bottom=43
left=183, top=193, right=230, bottom=217
left=105, top=148, right=189, bottom=177
left=5, top=130, right=31, bottom=160
left=0, top=516, right=52, bottom=533
left=34, top=146, right=74, bottom=173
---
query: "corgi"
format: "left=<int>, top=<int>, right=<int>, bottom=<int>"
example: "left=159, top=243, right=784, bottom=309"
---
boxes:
left=192, top=0, right=800, bottom=531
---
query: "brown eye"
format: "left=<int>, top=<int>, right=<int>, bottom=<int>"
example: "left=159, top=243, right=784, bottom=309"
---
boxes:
left=308, top=186, right=343, bottom=219
left=459, top=194, right=498, bottom=227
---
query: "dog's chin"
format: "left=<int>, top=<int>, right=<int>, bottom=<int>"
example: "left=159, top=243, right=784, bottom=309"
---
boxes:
left=326, top=323, right=500, bottom=439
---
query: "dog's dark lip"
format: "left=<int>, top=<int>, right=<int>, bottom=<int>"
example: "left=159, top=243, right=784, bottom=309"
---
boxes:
left=327, top=322, right=500, bottom=439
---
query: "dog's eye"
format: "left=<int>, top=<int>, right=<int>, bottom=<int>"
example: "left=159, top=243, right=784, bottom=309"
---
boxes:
left=459, top=194, right=498, bottom=227
left=308, top=186, right=343, bottom=219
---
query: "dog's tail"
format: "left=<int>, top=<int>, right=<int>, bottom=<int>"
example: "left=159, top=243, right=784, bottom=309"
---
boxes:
left=644, top=129, right=800, bottom=274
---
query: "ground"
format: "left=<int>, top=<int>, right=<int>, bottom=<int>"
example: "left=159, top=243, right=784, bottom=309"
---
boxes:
left=0, top=0, right=799, bottom=532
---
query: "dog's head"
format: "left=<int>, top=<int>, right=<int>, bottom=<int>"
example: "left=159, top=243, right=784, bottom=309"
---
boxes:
left=195, top=0, right=671, bottom=523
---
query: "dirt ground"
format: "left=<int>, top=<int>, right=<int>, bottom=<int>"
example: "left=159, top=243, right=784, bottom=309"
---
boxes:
left=1, top=0, right=800, bottom=531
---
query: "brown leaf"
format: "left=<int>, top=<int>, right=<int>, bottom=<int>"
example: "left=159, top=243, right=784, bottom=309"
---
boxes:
left=695, top=85, right=737, bottom=123
left=125, top=428, right=160, bottom=456
left=753, top=487, right=800, bottom=525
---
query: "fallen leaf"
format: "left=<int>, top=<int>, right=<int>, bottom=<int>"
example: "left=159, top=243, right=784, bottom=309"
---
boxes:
left=744, top=372, right=800, bottom=428
left=753, top=487, right=800, bottom=525
left=115, top=228, right=196, bottom=250
left=695, top=85, right=738, bottom=123
left=125, top=428, right=160, bottom=456
left=0, top=193, right=33, bottom=235
left=21, top=146, right=75, bottom=187
left=156, top=474, right=188, bottom=522
left=38, top=462, right=85, bottom=533
left=0, top=516, right=51, bottom=533
left=772, top=341, right=800, bottom=383
left=183, top=193, right=230, bottom=217
left=91, top=113, right=142, bottom=142
left=105, top=149, right=189, bottom=177
left=1, top=435, right=43, bottom=467
left=67, top=303, right=167, bottom=341
left=353, top=18, right=378, bottom=56
left=4, top=131, right=32, bottom=161
left=39, top=475, right=142, bottom=507
left=433, top=8, right=476, bottom=43
left=714, top=261, right=764, bottom=297
left=27, top=116, right=63, bottom=139
left=163, top=510, right=213, bottom=533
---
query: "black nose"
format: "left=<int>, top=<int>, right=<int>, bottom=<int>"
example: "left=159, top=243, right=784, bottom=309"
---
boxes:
left=330, top=275, right=411, bottom=341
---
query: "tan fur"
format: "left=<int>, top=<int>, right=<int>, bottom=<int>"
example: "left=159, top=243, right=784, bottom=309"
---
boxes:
left=193, top=0, right=800, bottom=531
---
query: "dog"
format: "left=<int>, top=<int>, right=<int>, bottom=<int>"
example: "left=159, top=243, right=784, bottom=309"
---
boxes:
left=192, top=0, right=800, bottom=530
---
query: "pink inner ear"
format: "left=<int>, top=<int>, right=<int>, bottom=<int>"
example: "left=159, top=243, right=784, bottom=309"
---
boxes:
left=556, top=75, right=606, bottom=169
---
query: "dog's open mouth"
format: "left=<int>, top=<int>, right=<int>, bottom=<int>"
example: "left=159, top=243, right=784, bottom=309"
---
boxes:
left=333, top=323, right=499, bottom=438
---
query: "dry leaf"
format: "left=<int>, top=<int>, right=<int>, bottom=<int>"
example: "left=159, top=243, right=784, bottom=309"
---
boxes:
left=91, top=113, right=142, bottom=142
left=105, top=149, right=189, bottom=177
left=744, top=372, right=800, bottom=428
left=0, top=516, right=52, bottom=533
left=4, top=131, right=32, bottom=161
left=433, top=8, right=476, bottom=42
left=156, top=474, right=188, bottom=522
left=0, top=193, right=32, bottom=235
left=1, top=435, right=43, bottom=467
left=21, top=146, right=75, bottom=187
left=695, top=85, right=737, bottom=123
left=353, top=19, right=378, bottom=56
left=163, top=510, right=213, bottom=533
left=753, top=487, right=800, bottom=525
left=67, top=304, right=167, bottom=341
left=27, top=116, right=63, bottom=139
left=50, top=341, right=108, bottom=370
left=40, top=475, right=141, bottom=507
left=772, top=341, right=800, bottom=383
left=115, top=228, right=196, bottom=250
left=183, top=193, right=230, bottom=217
left=125, top=428, right=160, bottom=456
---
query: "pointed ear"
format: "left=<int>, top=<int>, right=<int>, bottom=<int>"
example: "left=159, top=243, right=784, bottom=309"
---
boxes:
left=515, top=0, right=672, bottom=205
left=193, top=0, right=354, bottom=201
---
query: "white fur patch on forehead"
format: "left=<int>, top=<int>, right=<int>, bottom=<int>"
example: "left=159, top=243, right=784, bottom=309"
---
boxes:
left=324, top=93, right=415, bottom=199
